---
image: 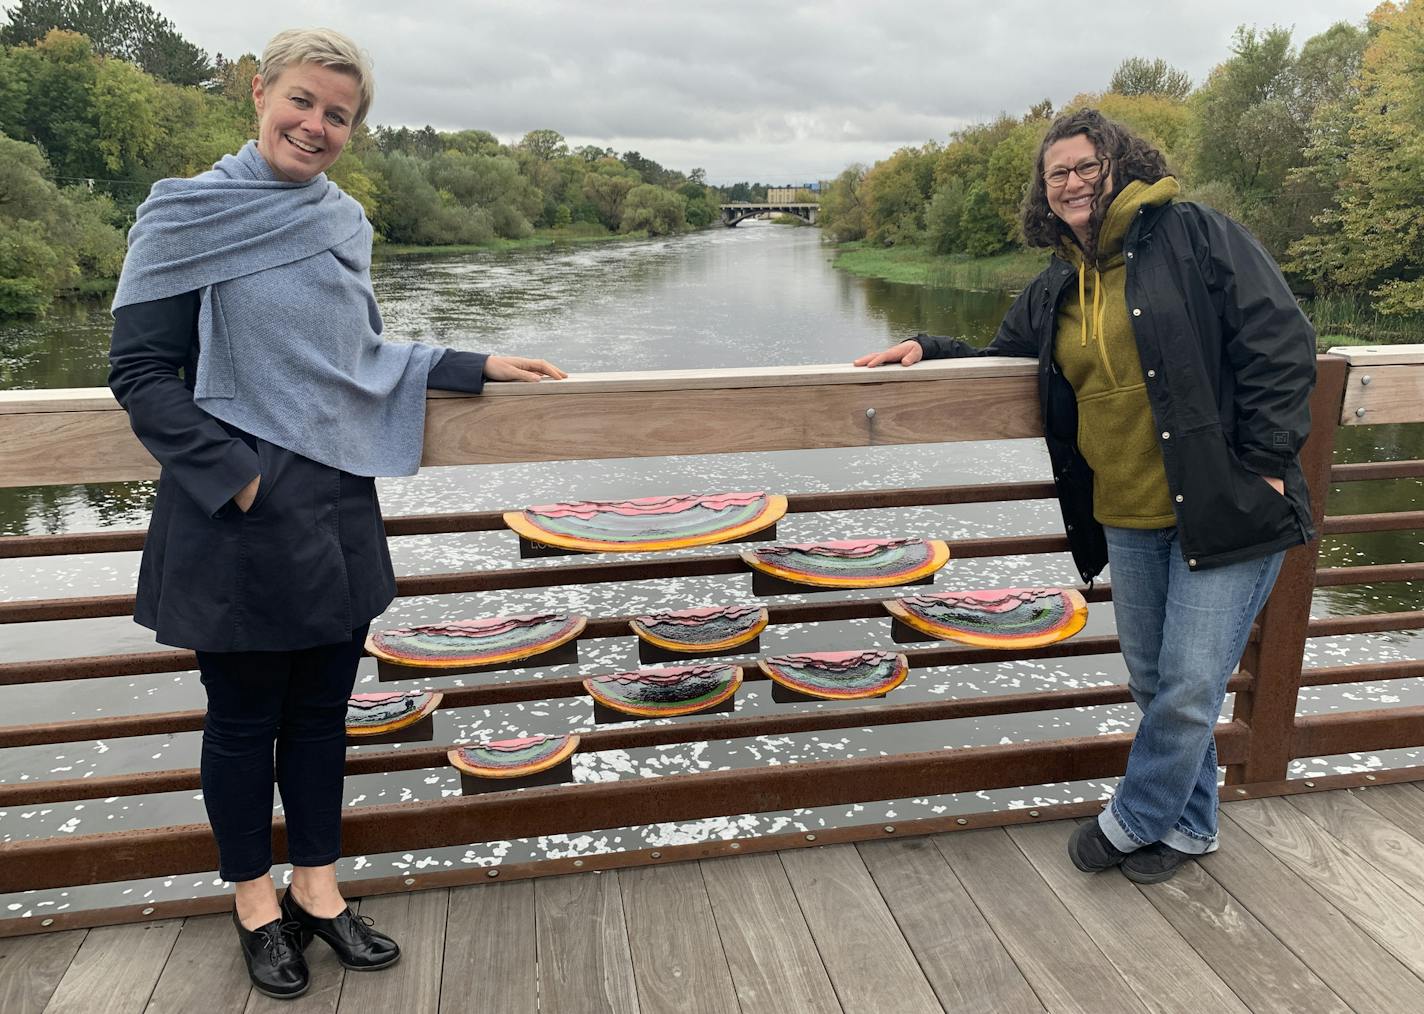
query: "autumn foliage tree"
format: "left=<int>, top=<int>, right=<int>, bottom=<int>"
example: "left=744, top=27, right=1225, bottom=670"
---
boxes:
left=1289, top=1, right=1424, bottom=312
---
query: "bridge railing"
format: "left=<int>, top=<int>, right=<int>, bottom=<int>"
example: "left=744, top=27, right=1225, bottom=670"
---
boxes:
left=1, top=348, right=1422, bottom=934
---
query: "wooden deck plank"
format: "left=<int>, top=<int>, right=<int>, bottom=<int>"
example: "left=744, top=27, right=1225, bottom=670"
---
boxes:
left=334, top=890, right=447, bottom=1014
left=856, top=837, right=1042, bottom=1014
left=0, top=928, right=86, bottom=1014
left=618, top=861, right=740, bottom=1014
left=1347, top=782, right=1424, bottom=843
left=1288, top=788, right=1424, bottom=906
left=145, top=914, right=251, bottom=1014
left=780, top=843, right=943, bottom=1013
left=1229, top=795, right=1424, bottom=980
left=1137, top=854, right=1350, bottom=1013
left=1007, top=822, right=1247, bottom=1014
left=700, top=852, right=842, bottom=1014
left=534, top=872, right=640, bottom=1014
left=1204, top=810, right=1424, bottom=1013
left=43, top=920, right=182, bottom=1014
left=242, top=947, right=345, bottom=1014
left=439, top=882, right=536, bottom=1014
left=933, top=828, right=1146, bottom=1014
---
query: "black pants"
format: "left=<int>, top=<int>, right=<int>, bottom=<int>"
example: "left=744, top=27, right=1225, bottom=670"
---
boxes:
left=195, top=626, right=367, bottom=882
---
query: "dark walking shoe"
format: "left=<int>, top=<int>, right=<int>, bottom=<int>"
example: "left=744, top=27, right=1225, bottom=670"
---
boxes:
left=233, top=911, right=309, bottom=1000
left=1121, top=842, right=1196, bottom=884
left=281, top=890, right=401, bottom=971
left=1068, top=820, right=1133, bottom=873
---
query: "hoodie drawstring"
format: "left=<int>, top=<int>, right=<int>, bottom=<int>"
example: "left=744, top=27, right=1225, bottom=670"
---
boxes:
left=1077, top=261, right=1116, bottom=383
left=1093, top=267, right=1105, bottom=350
left=1077, top=262, right=1087, bottom=348
left=1076, top=263, right=1106, bottom=347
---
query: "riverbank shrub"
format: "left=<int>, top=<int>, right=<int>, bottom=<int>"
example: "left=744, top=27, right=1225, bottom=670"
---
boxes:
left=0, top=136, right=126, bottom=315
left=821, top=11, right=1415, bottom=318
left=621, top=184, right=687, bottom=235
left=0, top=22, right=733, bottom=315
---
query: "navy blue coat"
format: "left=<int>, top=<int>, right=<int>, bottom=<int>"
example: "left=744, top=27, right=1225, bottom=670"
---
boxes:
left=109, top=291, right=488, bottom=652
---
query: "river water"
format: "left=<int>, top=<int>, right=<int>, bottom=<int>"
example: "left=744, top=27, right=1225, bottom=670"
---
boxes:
left=2, top=222, right=1420, bottom=919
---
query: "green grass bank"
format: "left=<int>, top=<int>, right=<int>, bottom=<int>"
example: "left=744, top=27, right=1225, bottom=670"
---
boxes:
left=830, top=242, right=1424, bottom=350
left=830, top=243, right=1047, bottom=291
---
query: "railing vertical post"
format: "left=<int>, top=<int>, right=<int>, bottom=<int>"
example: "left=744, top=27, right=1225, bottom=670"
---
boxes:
left=1227, top=355, right=1350, bottom=784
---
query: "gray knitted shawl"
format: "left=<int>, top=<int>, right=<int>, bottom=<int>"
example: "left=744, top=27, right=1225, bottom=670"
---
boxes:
left=112, top=141, right=442, bottom=477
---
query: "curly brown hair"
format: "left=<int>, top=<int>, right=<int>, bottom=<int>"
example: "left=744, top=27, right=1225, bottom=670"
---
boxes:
left=1020, top=109, right=1171, bottom=262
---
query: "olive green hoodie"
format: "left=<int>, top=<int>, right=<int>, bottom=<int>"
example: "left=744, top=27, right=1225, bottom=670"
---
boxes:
left=1054, top=176, right=1181, bottom=528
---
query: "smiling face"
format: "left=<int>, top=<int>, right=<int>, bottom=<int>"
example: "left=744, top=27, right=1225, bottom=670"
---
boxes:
left=252, top=63, right=360, bottom=182
left=1043, top=134, right=1113, bottom=246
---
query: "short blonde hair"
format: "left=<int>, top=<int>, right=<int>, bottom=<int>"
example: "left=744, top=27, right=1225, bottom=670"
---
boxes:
left=259, top=28, right=375, bottom=127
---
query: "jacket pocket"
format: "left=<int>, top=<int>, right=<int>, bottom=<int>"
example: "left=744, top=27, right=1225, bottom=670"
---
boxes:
left=1177, top=423, right=1297, bottom=558
left=244, top=439, right=286, bottom=515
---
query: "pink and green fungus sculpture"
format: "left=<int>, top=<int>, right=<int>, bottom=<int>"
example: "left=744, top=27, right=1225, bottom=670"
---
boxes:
left=758, top=650, right=909, bottom=700
left=629, top=605, right=768, bottom=653
left=885, top=587, right=1088, bottom=648
left=365, top=613, right=586, bottom=669
left=584, top=663, right=743, bottom=718
left=345, top=690, right=443, bottom=737
left=503, top=491, right=786, bottom=553
left=447, top=734, right=580, bottom=779
left=742, top=538, right=950, bottom=588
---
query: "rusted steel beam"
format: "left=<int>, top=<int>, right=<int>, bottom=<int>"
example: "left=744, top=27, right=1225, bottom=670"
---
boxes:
left=0, top=725, right=1251, bottom=892
left=0, top=529, right=146, bottom=558
left=0, top=583, right=1117, bottom=686
left=1306, top=611, right=1424, bottom=637
left=0, top=634, right=1129, bottom=748
left=1313, top=562, right=1424, bottom=587
left=0, top=531, right=1078, bottom=624
left=8, top=759, right=1421, bottom=939
left=0, top=707, right=206, bottom=746
left=1322, top=511, right=1424, bottom=535
left=0, top=481, right=1064, bottom=560
left=1292, top=706, right=1424, bottom=756
left=1330, top=459, right=1424, bottom=482
left=6, top=670, right=1235, bottom=806
left=19, top=466, right=1410, bottom=564
left=783, top=482, right=1057, bottom=513
left=0, top=593, right=135, bottom=623
left=1229, top=355, right=1347, bottom=784
left=1299, top=660, right=1424, bottom=687
left=0, top=650, right=196, bottom=686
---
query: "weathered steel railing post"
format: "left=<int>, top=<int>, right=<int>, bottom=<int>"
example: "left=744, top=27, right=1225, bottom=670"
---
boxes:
left=1227, top=355, right=1350, bottom=784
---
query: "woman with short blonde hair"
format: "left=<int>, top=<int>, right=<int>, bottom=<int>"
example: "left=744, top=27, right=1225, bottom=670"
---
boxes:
left=110, top=27, right=564, bottom=1000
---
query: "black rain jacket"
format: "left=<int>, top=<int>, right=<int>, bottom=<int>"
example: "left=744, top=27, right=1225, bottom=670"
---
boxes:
left=913, top=200, right=1317, bottom=582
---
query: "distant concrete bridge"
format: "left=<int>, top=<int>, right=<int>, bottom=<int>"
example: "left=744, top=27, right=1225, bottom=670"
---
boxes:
left=719, top=202, right=819, bottom=226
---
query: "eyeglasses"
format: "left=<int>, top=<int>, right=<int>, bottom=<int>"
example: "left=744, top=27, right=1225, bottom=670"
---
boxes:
left=1043, top=157, right=1108, bottom=189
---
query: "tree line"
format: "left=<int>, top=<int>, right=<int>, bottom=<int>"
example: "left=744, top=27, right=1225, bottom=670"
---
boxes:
left=0, top=1, right=756, bottom=316
left=818, top=3, right=1423, bottom=316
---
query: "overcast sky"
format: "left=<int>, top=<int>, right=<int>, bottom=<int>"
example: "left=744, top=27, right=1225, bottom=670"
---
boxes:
left=152, top=1, right=1378, bottom=184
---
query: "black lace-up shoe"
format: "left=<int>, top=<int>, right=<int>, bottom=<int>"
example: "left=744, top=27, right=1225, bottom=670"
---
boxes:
left=233, top=911, right=309, bottom=1000
left=280, top=890, right=401, bottom=971
left=1068, top=820, right=1133, bottom=873
left=1121, top=842, right=1195, bottom=884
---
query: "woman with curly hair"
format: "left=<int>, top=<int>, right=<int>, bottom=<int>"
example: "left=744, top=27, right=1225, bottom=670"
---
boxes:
left=856, top=109, right=1315, bottom=884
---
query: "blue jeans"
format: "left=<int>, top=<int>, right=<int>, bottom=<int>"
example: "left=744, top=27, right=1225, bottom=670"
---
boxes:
left=1097, top=527, right=1284, bottom=855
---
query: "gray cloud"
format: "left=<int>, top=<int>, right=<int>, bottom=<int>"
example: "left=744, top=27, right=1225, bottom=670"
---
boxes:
left=158, top=0, right=1377, bottom=181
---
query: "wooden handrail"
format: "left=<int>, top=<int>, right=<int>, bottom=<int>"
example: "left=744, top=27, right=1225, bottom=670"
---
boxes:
left=0, top=359, right=1042, bottom=486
